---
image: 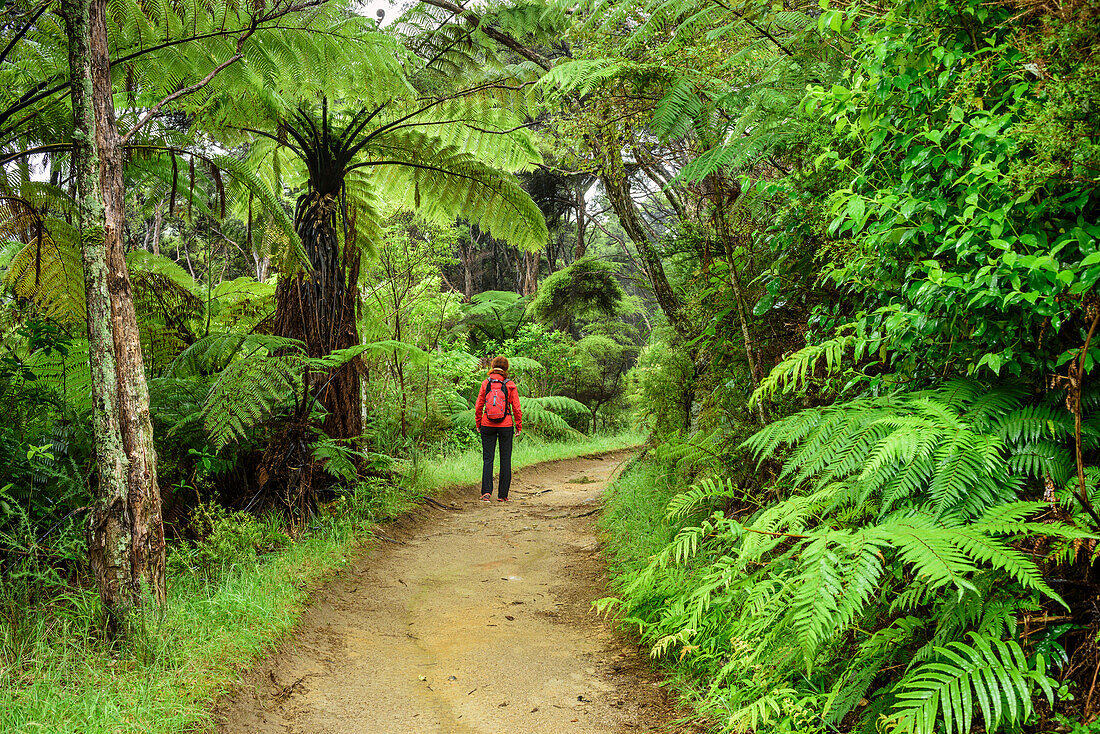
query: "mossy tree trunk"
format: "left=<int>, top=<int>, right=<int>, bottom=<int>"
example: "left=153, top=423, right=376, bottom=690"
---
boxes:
left=63, top=0, right=165, bottom=631
left=595, top=134, right=688, bottom=339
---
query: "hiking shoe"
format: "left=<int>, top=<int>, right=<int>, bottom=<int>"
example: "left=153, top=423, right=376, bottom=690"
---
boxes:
left=480, top=493, right=492, bottom=502
left=497, top=496, right=510, bottom=502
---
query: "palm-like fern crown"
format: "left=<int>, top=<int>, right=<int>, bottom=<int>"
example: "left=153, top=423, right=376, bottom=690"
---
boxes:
left=0, top=0, right=550, bottom=259
left=213, top=29, right=550, bottom=261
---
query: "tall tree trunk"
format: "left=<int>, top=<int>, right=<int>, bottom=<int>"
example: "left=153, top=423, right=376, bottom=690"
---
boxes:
left=63, top=0, right=165, bottom=631
left=574, top=181, right=587, bottom=261
left=522, top=250, right=539, bottom=296
left=252, top=250, right=270, bottom=281
left=458, top=236, right=474, bottom=298
left=512, top=246, right=523, bottom=293
left=709, top=174, right=766, bottom=423
left=597, top=141, right=688, bottom=338
left=149, top=196, right=164, bottom=255
left=181, top=237, right=196, bottom=279
left=491, top=238, right=503, bottom=290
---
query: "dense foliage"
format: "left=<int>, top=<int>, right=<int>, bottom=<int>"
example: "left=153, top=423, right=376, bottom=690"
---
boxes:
left=1, top=0, right=1099, bottom=730
left=554, top=0, right=1100, bottom=732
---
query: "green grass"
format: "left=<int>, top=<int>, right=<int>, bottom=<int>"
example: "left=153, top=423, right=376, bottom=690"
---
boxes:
left=1, top=524, right=358, bottom=733
left=596, top=455, right=681, bottom=583
left=0, top=431, right=644, bottom=734
left=410, top=430, right=646, bottom=492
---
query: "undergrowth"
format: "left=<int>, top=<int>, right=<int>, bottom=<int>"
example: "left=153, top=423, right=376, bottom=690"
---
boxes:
left=0, top=433, right=635, bottom=734
left=599, top=381, right=1098, bottom=734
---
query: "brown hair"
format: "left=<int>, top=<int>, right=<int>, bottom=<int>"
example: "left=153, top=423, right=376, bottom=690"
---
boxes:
left=489, top=356, right=509, bottom=378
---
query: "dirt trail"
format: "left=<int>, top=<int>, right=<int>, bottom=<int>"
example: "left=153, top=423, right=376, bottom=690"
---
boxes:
left=214, top=451, right=679, bottom=733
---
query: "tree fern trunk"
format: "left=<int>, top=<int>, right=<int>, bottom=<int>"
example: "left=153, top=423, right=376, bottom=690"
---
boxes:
left=63, top=0, right=165, bottom=632
left=274, top=190, right=362, bottom=441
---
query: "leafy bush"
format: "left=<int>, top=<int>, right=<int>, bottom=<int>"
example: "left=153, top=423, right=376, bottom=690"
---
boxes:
left=626, top=329, right=694, bottom=436
left=168, top=505, right=289, bottom=580
left=527, top=257, right=626, bottom=324
left=600, top=381, right=1091, bottom=734
left=802, top=0, right=1100, bottom=386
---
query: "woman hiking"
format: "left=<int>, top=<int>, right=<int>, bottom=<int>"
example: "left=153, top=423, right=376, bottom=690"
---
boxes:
left=474, top=356, right=522, bottom=502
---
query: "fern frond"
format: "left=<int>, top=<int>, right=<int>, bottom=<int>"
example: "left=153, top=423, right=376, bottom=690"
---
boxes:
left=201, top=354, right=301, bottom=449
left=167, top=333, right=302, bottom=378
left=665, top=477, right=739, bottom=521
left=888, top=633, right=1050, bottom=734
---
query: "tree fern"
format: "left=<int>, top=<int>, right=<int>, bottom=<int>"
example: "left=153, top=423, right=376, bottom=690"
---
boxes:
left=23, top=338, right=94, bottom=415
left=311, top=436, right=360, bottom=484
left=195, top=339, right=389, bottom=449
left=4, top=217, right=85, bottom=324
left=505, top=356, right=547, bottom=373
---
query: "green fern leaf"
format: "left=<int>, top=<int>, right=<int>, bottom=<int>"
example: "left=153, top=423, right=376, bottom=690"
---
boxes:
left=888, top=633, right=1047, bottom=734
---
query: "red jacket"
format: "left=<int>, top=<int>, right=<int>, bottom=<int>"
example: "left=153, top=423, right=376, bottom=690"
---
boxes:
left=475, top=369, right=522, bottom=431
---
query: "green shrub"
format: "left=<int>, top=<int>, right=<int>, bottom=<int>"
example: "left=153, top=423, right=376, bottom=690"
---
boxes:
left=600, top=381, right=1086, bottom=734
left=168, top=504, right=289, bottom=579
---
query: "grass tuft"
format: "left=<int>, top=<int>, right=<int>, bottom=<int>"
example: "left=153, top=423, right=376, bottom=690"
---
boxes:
left=597, top=456, right=681, bottom=584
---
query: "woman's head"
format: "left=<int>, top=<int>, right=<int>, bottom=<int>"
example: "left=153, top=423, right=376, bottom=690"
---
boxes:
left=490, top=356, right=509, bottom=376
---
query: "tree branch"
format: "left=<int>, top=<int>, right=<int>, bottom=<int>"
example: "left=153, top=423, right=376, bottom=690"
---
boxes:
left=0, top=1, right=50, bottom=66
left=710, top=0, right=796, bottom=58
left=1072, top=306, right=1100, bottom=528
left=0, top=0, right=332, bottom=141
left=417, top=0, right=552, bottom=71
left=120, top=53, right=243, bottom=145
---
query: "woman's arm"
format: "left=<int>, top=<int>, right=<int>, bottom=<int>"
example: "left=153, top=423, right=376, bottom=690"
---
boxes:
left=474, top=379, right=488, bottom=430
left=509, top=381, right=522, bottom=433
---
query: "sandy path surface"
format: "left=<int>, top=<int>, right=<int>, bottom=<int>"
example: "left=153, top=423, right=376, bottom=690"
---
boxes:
left=214, top=451, right=679, bottom=734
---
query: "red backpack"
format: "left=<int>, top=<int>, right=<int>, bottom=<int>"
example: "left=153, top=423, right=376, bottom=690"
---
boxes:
left=484, top=377, right=512, bottom=422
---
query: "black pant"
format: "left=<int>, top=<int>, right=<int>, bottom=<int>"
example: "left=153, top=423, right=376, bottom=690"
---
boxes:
left=480, top=426, right=514, bottom=498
